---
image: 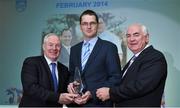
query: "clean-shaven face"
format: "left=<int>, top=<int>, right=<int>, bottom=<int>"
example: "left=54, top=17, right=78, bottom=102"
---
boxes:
left=80, top=15, right=98, bottom=39
left=126, top=24, right=149, bottom=54
left=61, top=30, right=72, bottom=46
left=43, top=35, right=61, bottom=61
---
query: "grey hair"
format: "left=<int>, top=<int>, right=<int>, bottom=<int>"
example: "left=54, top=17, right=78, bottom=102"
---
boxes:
left=140, top=24, right=149, bottom=44
left=43, top=33, right=59, bottom=44
left=42, top=33, right=60, bottom=51
left=141, top=24, right=149, bottom=36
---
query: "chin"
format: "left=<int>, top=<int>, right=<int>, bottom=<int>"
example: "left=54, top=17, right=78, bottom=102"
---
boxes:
left=50, top=56, right=58, bottom=60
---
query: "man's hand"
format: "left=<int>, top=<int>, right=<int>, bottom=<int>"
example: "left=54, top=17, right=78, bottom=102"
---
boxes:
left=67, top=81, right=80, bottom=94
left=96, top=87, right=110, bottom=101
left=74, top=91, right=92, bottom=105
left=58, top=93, right=78, bottom=104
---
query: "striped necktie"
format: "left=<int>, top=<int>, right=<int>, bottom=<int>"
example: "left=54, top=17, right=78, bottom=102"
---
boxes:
left=81, top=42, right=91, bottom=70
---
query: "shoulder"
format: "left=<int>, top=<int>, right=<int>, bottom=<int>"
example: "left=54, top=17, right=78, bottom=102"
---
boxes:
left=98, top=38, right=117, bottom=49
left=151, top=47, right=166, bottom=61
left=23, top=56, right=43, bottom=64
left=141, top=46, right=166, bottom=61
left=71, top=41, right=83, bottom=51
left=147, top=46, right=164, bottom=56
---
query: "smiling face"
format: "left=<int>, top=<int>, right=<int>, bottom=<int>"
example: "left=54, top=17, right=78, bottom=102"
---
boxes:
left=61, top=29, right=72, bottom=46
left=126, top=24, right=149, bottom=54
left=80, top=14, right=98, bottom=40
left=43, top=34, right=61, bottom=62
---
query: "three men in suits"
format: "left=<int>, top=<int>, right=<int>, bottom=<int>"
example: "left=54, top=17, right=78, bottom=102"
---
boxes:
left=96, top=23, right=167, bottom=107
left=19, top=33, right=77, bottom=107
left=67, top=10, right=122, bottom=107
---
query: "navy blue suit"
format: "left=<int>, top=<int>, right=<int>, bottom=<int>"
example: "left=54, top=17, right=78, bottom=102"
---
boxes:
left=19, top=56, right=69, bottom=107
left=110, top=45, right=167, bottom=107
left=69, top=38, right=121, bottom=107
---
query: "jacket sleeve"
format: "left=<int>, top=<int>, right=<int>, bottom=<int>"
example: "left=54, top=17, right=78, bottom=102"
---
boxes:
left=109, top=54, right=167, bottom=102
left=104, top=43, right=122, bottom=87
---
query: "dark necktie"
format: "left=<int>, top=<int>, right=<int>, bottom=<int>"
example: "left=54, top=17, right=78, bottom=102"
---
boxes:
left=122, top=55, right=136, bottom=77
left=51, top=63, right=58, bottom=92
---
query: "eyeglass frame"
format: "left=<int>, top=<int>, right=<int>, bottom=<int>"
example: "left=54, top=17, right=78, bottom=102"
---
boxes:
left=80, top=21, right=98, bottom=27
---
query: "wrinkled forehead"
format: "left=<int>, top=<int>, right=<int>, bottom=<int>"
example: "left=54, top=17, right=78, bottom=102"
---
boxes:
left=127, top=24, right=143, bottom=34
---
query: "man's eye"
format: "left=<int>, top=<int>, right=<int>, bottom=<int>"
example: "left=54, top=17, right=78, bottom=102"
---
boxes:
left=126, top=34, right=130, bottom=38
left=49, top=44, right=53, bottom=46
left=134, top=33, right=140, bottom=37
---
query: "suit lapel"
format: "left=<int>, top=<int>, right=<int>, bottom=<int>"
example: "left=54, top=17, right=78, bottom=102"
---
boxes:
left=57, top=62, right=63, bottom=91
left=40, top=56, right=54, bottom=89
left=122, top=61, right=130, bottom=72
left=82, top=38, right=102, bottom=73
left=122, top=45, right=154, bottom=79
left=77, top=42, right=83, bottom=71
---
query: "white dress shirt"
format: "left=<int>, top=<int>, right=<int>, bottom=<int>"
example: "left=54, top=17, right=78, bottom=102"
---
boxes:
left=44, top=55, right=59, bottom=81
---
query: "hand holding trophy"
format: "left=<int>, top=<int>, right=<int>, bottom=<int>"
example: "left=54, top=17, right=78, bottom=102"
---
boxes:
left=72, top=67, right=92, bottom=105
left=73, top=67, right=84, bottom=95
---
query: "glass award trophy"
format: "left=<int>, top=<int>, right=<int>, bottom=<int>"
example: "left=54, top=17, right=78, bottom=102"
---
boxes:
left=73, top=67, right=84, bottom=95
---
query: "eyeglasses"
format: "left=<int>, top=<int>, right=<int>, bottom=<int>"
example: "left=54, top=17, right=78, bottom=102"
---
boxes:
left=81, top=22, right=97, bottom=27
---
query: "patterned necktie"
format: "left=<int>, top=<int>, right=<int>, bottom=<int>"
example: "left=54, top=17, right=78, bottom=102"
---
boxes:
left=51, top=63, right=58, bottom=92
left=81, top=42, right=91, bottom=70
left=122, top=55, right=136, bottom=77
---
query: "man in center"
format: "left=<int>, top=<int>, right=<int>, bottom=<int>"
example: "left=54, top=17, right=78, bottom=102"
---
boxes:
left=67, top=10, right=122, bottom=107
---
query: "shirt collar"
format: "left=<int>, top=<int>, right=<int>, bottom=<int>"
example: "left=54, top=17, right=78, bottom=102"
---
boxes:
left=134, top=44, right=150, bottom=57
left=44, top=55, right=57, bottom=65
left=83, top=36, right=98, bottom=46
left=62, top=44, right=71, bottom=49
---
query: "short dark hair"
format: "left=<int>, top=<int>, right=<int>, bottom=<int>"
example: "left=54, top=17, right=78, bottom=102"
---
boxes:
left=79, top=9, right=99, bottom=24
left=60, top=28, right=71, bottom=36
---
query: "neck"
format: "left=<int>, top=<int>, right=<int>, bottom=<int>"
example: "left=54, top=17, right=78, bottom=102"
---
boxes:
left=84, top=36, right=97, bottom=41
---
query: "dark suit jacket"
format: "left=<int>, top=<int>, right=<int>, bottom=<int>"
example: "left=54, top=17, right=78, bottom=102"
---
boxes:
left=19, top=56, right=69, bottom=107
left=110, top=45, right=167, bottom=107
left=69, top=38, right=122, bottom=107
